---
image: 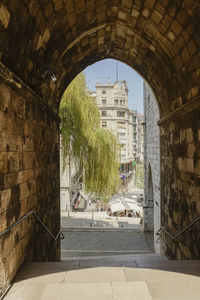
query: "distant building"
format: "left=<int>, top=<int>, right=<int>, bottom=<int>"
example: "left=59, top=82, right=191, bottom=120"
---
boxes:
left=132, top=111, right=138, bottom=162
left=94, top=78, right=134, bottom=173
left=132, top=110, right=144, bottom=164
left=137, top=113, right=144, bottom=163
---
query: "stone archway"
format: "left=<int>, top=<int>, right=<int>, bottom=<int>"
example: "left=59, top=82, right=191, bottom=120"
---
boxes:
left=1, top=0, right=200, bottom=292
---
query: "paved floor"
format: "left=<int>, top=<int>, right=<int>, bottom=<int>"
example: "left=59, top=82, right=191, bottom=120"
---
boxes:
left=61, top=231, right=154, bottom=257
left=5, top=254, right=200, bottom=300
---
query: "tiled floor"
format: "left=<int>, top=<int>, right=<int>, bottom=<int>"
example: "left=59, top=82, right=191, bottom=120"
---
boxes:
left=5, top=254, right=200, bottom=300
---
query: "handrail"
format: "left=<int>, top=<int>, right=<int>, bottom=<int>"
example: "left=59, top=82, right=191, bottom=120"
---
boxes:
left=0, top=210, right=64, bottom=240
left=156, top=216, right=200, bottom=241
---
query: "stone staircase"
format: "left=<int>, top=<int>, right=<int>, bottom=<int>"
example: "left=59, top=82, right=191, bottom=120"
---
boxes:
left=4, top=254, right=200, bottom=299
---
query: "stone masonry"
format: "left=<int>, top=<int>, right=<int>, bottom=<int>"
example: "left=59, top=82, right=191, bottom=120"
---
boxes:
left=159, top=105, right=200, bottom=259
left=0, top=63, right=60, bottom=295
left=143, top=82, right=160, bottom=254
left=1, top=0, right=200, bottom=294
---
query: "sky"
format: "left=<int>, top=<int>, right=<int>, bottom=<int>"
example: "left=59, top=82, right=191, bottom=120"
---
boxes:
left=84, top=59, right=144, bottom=113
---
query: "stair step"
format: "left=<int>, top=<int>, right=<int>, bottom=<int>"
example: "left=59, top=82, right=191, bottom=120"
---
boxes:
left=61, top=249, right=153, bottom=258
left=4, top=255, right=200, bottom=300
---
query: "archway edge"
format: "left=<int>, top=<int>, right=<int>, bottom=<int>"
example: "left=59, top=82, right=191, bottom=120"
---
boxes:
left=54, top=20, right=175, bottom=116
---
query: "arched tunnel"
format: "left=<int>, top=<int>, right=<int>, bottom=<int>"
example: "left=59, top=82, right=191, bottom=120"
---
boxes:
left=1, top=0, right=200, bottom=291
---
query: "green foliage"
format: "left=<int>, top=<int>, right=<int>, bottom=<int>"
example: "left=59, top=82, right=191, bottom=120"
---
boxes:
left=134, top=163, right=144, bottom=189
left=59, top=73, right=119, bottom=196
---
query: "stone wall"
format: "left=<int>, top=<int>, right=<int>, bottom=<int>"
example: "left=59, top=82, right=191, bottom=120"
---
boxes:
left=160, top=101, right=200, bottom=259
left=143, top=82, right=161, bottom=253
left=1, top=0, right=200, bottom=117
left=0, top=63, right=60, bottom=295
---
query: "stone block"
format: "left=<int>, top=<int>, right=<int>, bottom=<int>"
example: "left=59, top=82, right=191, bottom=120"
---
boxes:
left=170, top=19, right=182, bottom=36
left=0, top=188, right=11, bottom=213
left=118, top=11, right=127, bottom=20
left=121, top=0, right=132, bottom=9
left=168, top=31, right=175, bottom=41
left=3, top=173, right=17, bottom=189
left=151, top=9, right=162, bottom=24
left=187, top=143, right=195, bottom=158
left=97, top=12, right=106, bottom=23
left=17, top=169, right=34, bottom=185
left=53, top=0, right=63, bottom=11
left=188, top=39, right=197, bottom=56
left=186, top=128, right=193, bottom=143
left=0, top=84, right=10, bottom=111
left=44, top=2, right=54, bottom=18
left=177, top=157, right=182, bottom=170
left=131, top=9, right=139, bottom=18
left=8, top=152, right=20, bottom=173
left=191, top=86, right=198, bottom=98
left=0, top=4, right=10, bottom=28
left=194, top=160, right=200, bottom=176
left=21, top=152, right=36, bottom=170
left=19, top=180, right=36, bottom=201
left=173, top=211, right=178, bottom=224
left=64, top=0, right=74, bottom=13
left=181, top=47, right=190, bottom=63
left=43, top=28, right=51, bottom=44
left=0, top=152, right=8, bottom=173
left=22, top=137, right=34, bottom=152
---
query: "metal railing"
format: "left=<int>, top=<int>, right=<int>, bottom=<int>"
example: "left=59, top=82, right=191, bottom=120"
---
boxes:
left=0, top=210, right=64, bottom=240
left=156, top=216, right=200, bottom=241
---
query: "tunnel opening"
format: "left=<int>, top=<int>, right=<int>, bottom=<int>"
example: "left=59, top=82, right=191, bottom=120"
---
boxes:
left=59, top=58, right=161, bottom=258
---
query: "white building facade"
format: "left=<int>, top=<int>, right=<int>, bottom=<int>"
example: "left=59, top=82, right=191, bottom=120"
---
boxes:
left=132, top=111, right=144, bottom=164
left=95, top=79, right=134, bottom=173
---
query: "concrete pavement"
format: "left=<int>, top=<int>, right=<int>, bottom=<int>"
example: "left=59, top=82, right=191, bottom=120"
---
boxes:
left=61, top=231, right=154, bottom=258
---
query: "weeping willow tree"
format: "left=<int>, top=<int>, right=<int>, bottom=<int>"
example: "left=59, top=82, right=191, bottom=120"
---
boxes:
left=59, top=73, right=120, bottom=196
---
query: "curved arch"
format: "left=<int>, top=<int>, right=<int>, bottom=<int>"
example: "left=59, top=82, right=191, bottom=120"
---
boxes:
left=1, top=1, right=200, bottom=118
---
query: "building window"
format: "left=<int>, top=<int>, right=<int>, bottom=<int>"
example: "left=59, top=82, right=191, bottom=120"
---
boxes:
left=120, top=100, right=123, bottom=105
left=102, top=99, right=106, bottom=105
left=117, top=122, right=125, bottom=128
left=102, top=111, right=107, bottom=117
left=121, top=144, right=126, bottom=149
left=133, top=116, right=137, bottom=122
left=102, top=122, right=107, bottom=128
left=118, top=132, right=126, bottom=137
left=115, top=99, right=118, bottom=105
left=102, top=91, right=106, bottom=94
left=117, top=111, right=125, bottom=117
